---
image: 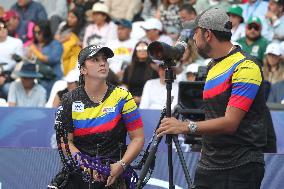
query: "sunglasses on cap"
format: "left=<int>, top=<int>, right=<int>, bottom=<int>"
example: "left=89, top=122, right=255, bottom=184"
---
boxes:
left=136, top=46, right=148, bottom=51
left=247, top=24, right=260, bottom=31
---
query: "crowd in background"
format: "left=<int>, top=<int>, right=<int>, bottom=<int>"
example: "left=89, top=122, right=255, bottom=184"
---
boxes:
left=0, top=0, right=284, bottom=109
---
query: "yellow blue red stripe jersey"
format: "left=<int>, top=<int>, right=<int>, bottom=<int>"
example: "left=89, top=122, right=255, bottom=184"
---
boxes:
left=204, top=48, right=262, bottom=112
left=199, top=46, right=268, bottom=170
left=71, top=86, right=142, bottom=136
left=58, top=84, right=143, bottom=158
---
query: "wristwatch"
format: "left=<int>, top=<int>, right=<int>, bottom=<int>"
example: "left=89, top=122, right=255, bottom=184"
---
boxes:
left=117, top=160, right=127, bottom=170
left=188, top=120, right=198, bottom=133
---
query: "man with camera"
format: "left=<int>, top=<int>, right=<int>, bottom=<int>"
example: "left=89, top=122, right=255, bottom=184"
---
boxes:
left=156, top=7, right=270, bottom=189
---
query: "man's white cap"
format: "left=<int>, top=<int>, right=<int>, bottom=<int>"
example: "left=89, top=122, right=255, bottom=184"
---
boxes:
left=186, top=63, right=199, bottom=74
left=265, top=43, right=282, bottom=56
left=92, top=2, right=110, bottom=15
left=141, top=18, right=163, bottom=31
left=64, top=69, right=80, bottom=83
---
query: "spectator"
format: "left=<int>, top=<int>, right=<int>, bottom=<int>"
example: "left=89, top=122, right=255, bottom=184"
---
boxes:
left=69, top=0, right=87, bottom=10
left=141, top=18, right=173, bottom=45
left=0, top=19, right=24, bottom=73
left=179, top=3, right=196, bottom=23
left=237, top=16, right=269, bottom=64
left=240, top=0, right=270, bottom=38
left=241, top=0, right=269, bottom=22
left=265, top=0, right=284, bottom=42
left=69, top=0, right=99, bottom=23
left=11, top=0, right=48, bottom=42
left=0, top=63, right=7, bottom=99
left=178, top=4, right=197, bottom=44
left=27, top=20, right=63, bottom=96
left=156, top=0, right=183, bottom=34
left=141, top=0, right=161, bottom=20
left=8, top=62, right=46, bottom=107
left=139, top=64, right=178, bottom=109
left=193, top=0, right=230, bottom=14
left=0, top=6, right=4, bottom=18
left=227, top=5, right=245, bottom=42
left=52, top=69, right=79, bottom=107
left=35, top=0, right=67, bottom=19
left=3, top=10, right=34, bottom=45
left=107, top=19, right=138, bottom=79
left=83, top=2, right=117, bottom=47
left=185, top=63, right=200, bottom=81
left=263, top=43, right=284, bottom=84
left=0, top=19, right=24, bottom=99
left=35, top=0, right=68, bottom=35
left=267, top=79, right=284, bottom=103
left=11, top=0, right=48, bottom=21
left=122, top=41, right=158, bottom=105
left=104, top=0, right=142, bottom=21
left=55, top=6, right=86, bottom=76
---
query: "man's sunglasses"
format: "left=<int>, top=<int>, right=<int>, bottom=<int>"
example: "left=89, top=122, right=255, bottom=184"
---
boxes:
left=247, top=24, right=260, bottom=31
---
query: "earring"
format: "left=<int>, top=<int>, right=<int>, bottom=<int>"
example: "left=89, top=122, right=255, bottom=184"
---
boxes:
left=81, top=68, right=87, bottom=75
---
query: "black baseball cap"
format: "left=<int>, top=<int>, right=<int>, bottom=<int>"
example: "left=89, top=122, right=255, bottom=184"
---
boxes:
left=115, top=19, right=132, bottom=29
left=78, top=45, right=114, bottom=65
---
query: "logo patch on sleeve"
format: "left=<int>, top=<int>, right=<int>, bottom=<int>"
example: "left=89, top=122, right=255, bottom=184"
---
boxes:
left=72, top=101, right=85, bottom=112
left=102, top=107, right=116, bottom=113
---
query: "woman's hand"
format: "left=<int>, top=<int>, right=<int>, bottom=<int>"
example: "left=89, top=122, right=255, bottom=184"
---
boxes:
left=27, top=43, right=48, bottom=62
left=92, top=169, right=106, bottom=182
left=81, top=166, right=106, bottom=182
left=105, top=162, right=124, bottom=187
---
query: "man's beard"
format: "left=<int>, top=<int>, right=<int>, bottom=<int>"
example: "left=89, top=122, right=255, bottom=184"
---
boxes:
left=196, top=43, right=211, bottom=59
left=247, top=35, right=261, bottom=42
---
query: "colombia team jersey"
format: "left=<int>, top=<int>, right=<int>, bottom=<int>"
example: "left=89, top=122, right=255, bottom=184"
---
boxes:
left=203, top=49, right=262, bottom=112
left=200, top=47, right=267, bottom=170
left=59, top=84, right=143, bottom=158
left=69, top=85, right=143, bottom=136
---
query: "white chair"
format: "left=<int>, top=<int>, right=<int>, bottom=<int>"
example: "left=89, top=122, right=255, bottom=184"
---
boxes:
left=45, top=80, right=67, bottom=108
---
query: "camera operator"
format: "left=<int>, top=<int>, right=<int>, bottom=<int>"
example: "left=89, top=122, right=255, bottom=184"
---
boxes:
left=156, top=7, right=272, bottom=189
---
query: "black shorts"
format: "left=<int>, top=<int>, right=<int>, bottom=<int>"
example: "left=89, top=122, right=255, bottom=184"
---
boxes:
left=64, top=171, right=107, bottom=189
left=65, top=170, right=129, bottom=189
left=194, top=162, right=265, bottom=189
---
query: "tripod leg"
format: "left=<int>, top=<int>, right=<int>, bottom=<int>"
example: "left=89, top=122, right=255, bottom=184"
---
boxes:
left=166, top=135, right=175, bottom=189
left=136, top=136, right=162, bottom=189
left=172, top=135, right=195, bottom=189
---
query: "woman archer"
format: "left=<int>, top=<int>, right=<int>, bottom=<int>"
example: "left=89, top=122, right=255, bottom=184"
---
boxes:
left=53, top=45, right=144, bottom=188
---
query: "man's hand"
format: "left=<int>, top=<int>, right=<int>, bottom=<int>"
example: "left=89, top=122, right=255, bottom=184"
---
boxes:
left=156, top=117, right=189, bottom=138
left=105, top=162, right=124, bottom=187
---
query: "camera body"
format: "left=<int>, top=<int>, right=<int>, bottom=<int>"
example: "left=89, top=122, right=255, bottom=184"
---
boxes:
left=175, top=81, right=206, bottom=151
